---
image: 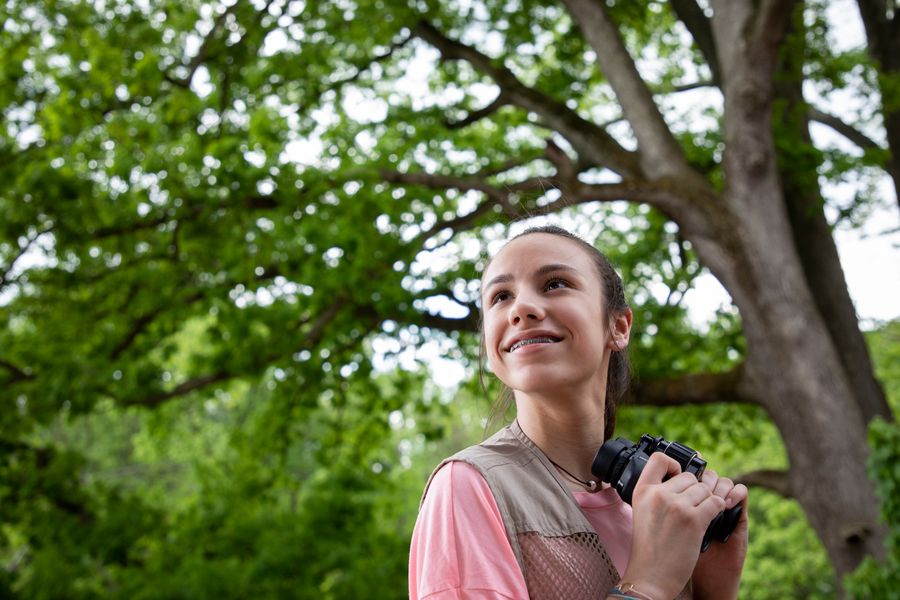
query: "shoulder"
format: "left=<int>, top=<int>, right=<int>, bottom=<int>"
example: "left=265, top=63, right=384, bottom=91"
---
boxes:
left=422, top=461, right=498, bottom=517
left=447, top=425, right=534, bottom=472
left=421, top=426, right=533, bottom=512
left=410, top=462, right=527, bottom=599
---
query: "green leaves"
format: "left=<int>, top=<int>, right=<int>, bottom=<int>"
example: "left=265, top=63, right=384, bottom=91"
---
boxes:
left=845, top=417, right=900, bottom=597
left=1, top=0, right=896, bottom=597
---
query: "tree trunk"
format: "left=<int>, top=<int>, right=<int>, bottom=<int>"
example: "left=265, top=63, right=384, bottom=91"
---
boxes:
left=736, top=250, right=887, bottom=578
left=679, top=145, right=888, bottom=586
left=772, top=11, right=892, bottom=425
left=856, top=0, right=900, bottom=208
left=704, top=0, right=888, bottom=586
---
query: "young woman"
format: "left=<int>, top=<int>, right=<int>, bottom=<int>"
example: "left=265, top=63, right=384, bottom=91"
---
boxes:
left=409, top=225, right=748, bottom=600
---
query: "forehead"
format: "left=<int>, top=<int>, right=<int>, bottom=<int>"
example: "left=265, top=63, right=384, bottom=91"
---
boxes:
left=482, top=233, right=595, bottom=281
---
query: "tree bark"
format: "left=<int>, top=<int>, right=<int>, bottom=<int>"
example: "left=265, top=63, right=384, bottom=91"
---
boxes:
left=772, top=7, right=892, bottom=425
left=708, top=0, right=886, bottom=585
left=856, top=0, right=900, bottom=208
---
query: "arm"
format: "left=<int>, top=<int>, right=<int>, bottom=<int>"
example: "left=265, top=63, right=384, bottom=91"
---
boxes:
left=409, top=461, right=528, bottom=600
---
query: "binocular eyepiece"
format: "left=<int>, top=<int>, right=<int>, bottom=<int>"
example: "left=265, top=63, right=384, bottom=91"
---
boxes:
left=592, top=434, right=742, bottom=552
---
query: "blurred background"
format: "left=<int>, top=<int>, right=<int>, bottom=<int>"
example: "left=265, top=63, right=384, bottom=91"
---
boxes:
left=1, top=0, right=898, bottom=598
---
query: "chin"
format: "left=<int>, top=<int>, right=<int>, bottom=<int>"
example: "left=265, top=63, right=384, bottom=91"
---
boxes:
left=508, top=373, right=575, bottom=395
left=507, top=368, right=605, bottom=398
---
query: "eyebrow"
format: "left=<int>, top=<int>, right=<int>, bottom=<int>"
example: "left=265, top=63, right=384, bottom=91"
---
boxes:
left=483, top=263, right=578, bottom=292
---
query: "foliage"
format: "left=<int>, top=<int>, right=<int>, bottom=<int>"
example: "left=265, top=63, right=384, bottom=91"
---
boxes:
left=1, top=0, right=897, bottom=597
left=2, top=370, right=430, bottom=599
left=845, top=324, right=900, bottom=598
left=845, top=417, right=900, bottom=597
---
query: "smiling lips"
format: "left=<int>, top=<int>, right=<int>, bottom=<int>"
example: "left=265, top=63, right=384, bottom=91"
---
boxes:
left=507, top=335, right=562, bottom=353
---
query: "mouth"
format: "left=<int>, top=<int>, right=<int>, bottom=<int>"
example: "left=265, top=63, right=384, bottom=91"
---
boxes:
left=507, top=336, right=562, bottom=353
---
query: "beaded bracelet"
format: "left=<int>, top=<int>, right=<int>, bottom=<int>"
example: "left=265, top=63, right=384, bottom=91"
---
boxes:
left=609, top=582, right=656, bottom=600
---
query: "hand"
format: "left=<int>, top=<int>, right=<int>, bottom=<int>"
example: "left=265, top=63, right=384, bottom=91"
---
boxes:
left=691, top=469, right=749, bottom=600
left=620, top=453, right=727, bottom=600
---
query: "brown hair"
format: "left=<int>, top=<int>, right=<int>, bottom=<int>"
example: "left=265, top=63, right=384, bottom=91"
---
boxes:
left=479, top=225, right=631, bottom=441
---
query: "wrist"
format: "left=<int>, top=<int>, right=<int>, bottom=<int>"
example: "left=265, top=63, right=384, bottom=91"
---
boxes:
left=692, top=575, right=739, bottom=600
left=609, top=580, right=663, bottom=600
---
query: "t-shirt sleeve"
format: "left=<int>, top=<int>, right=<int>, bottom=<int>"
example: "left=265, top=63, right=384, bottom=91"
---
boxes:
left=409, top=461, right=529, bottom=600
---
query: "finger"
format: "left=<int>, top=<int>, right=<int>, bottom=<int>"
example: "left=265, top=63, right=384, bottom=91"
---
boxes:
left=639, top=452, right=683, bottom=485
left=725, top=483, right=749, bottom=511
left=681, top=480, right=718, bottom=507
left=696, top=491, right=727, bottom=516
left=700, top=468, right=719, bottom=493
left=663, top=471, right=702, bottom=494
left=715, top=478, right=734, bottom=500
left=705, top=470, right=735, bottom=499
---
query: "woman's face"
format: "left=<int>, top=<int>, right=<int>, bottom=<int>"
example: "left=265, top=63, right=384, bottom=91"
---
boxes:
left=481, top=233, right=619, bottom=397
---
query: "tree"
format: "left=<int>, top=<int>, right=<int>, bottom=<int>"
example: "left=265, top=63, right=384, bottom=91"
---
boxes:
left=0, top=0, right=896, bottom=593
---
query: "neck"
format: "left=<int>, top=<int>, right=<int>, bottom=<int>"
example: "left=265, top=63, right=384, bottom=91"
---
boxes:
left=515, top=389, right=606, bottom=487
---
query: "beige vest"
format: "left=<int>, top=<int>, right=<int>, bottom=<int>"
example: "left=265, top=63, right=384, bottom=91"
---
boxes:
left=423, top=421, right=692, bottom=600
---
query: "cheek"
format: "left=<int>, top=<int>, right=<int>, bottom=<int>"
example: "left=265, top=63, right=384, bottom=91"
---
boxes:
left=482, top=316, right=504, bottom=366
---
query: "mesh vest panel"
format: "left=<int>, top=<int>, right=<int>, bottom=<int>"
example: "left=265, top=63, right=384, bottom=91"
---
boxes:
left=519, top=531, right=620, bottom=599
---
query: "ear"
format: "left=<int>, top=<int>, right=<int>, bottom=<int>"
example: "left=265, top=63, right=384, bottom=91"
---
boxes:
left=607, top=308, right=633, bottom=351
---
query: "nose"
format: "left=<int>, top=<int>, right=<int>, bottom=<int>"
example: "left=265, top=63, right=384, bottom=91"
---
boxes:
left=509, top=291, right=544, bottom=325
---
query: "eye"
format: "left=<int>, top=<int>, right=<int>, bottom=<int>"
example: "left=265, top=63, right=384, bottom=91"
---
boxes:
left=545, top=278, right=570, bottom=291
left=490, top=290, right=512, bottom=306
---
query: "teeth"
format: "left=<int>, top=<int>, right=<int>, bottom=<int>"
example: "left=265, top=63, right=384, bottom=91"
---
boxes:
left=510, top=337, right=559, bottom=352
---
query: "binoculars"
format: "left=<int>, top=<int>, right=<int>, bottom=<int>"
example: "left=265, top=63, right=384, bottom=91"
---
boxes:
left=592, top=434, right=742, bottom=552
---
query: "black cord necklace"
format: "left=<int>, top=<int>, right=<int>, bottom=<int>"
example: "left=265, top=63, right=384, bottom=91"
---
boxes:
left=546, top=456, right=598, bottom=491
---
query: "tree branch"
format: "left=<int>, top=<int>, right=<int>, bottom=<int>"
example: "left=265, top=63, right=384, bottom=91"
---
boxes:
left=380, top=168, right=521, bottom=245
left=0, top=358, right=35, bottom=383
left=575, top=179, right=701, bottom=223
left=413, top=21, right=642, bottom=178
left=92, top=194, right=277, bottom=241
left=713, top=0, right=794, bottom=85
left=298, top=300, right=345, bottom=347
left=383, top=152, right=714, bottom=245
left=383, top=166, right=574, bottom=248
left=710, top=0, right=796, bottom=220
left=626, top=365, right=756, bottom=407
left=808, top=107, right=883, bottom=151
left=752, top=0, right=800, bottom=53
left=856, top=0, right=896, bottom=69
left=856, top=0, right=900, bottom=208
left=669, top=0, right=722, bottom=86
left=129, top=370, right=232, bottom=408
left=561, top=0, right=694, bottom=179
left=109, top=291, right=205, bottom=360
left=734, top=468, right=793, bottom=498
left=474, top=155, right=543, bottom=178
left=92, top=214, right=173, bottom=240
left=652, top=80, right=715, bottom=94
left=415, top=311, right=480, bottom=334
left=324, top=31, right=415, bottom=90
left=165, top=3, right=241, bottom=88
left=446, top=93, right=507, bottom=129
left=126, top=296, right=348, bottom=408
left=418, top=198, right=505, bottom=246
left=380, top=169, right=510, bottom=205
left=0, top=224, right=54, bottom=291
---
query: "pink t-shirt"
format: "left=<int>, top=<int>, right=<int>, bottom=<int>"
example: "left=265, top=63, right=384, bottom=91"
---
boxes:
left=409, top=461, right=633, bottom=599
